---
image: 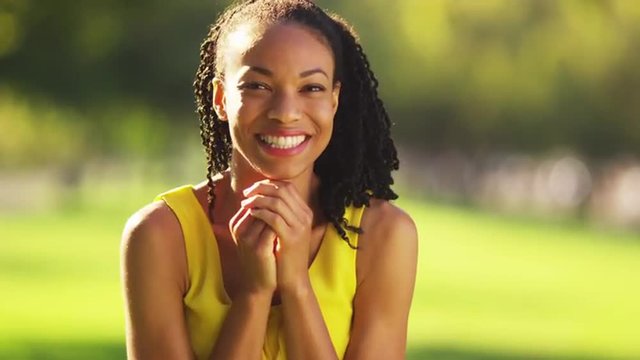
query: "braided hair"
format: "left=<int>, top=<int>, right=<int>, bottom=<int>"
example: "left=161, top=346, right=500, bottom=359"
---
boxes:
left=194, top=0, right=399, bottom=247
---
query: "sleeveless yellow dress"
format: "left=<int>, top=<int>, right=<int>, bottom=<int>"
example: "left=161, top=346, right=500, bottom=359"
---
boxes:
left=155, top=185, right=364, bottom=360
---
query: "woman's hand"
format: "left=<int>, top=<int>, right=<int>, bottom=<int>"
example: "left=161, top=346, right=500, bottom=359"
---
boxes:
left=229, top=206, right=278, bottom=297
left=241, top=180, right=314, bottom=293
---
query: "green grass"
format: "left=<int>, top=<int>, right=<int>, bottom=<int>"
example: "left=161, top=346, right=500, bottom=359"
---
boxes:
left=400, top=197, right=640, bottom=359
left=1, top=190, right=639, bottom=359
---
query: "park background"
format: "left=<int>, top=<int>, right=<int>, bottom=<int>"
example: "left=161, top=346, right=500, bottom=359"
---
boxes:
left=1, top=0, right=639, bottom=359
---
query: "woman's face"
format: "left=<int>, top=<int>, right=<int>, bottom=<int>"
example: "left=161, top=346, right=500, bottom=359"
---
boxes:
left=214, top=22, right=341, bottom=180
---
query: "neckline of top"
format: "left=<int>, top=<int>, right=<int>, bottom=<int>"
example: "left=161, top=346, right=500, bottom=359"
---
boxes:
left=184, top=184, right=332, bottom=307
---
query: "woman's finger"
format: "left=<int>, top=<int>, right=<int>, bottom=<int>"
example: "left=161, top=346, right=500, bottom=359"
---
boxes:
left=255, top=226, right=277, bottom=256
left=265, top=180, right=311, bottom=218
left=249, top=208, right=288, bottom=236
left=242, top=180, right=277, bottom=197
left=229, top=206, right=249, bottom=234
left=241, top=194, right=299, bottom=228
left=264, top=180, right=313, bottom=223
left=243, top=181, right=308, bottom=224
left=231, top=208, right=263, bottom=246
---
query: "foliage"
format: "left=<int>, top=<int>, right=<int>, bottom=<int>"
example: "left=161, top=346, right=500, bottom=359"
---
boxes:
left=0, top=0, right=638, bottom=161
left=383, top=0, right=640, bottom=156
left=0, top=89, right=178, bottom=167
left=0, top=89, right=86, bottom=167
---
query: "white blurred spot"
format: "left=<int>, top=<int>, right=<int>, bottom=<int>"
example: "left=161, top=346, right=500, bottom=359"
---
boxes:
left=547, top=156, right=592, bottom=208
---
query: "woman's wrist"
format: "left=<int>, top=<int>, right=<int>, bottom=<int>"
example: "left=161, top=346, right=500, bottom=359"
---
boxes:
left=237, top=287, right=275, bottom=307
left=279, top=275, right=313, bottom=301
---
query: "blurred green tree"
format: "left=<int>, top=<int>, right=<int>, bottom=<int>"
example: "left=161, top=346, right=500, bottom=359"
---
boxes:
left=1, top=0, right=638, bottom=160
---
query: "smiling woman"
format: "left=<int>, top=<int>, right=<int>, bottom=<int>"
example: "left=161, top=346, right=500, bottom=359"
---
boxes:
left=120, top=1, right=418, bottom=360
left=216, top=22, right=339, bottom=180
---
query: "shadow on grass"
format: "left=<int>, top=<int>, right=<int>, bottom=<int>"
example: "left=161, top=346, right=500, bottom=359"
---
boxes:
left=0, top=341, right=126, bottom=360
left=1, top=342, right=632, bottom=360
left=407, top=346, right=631, bottom=360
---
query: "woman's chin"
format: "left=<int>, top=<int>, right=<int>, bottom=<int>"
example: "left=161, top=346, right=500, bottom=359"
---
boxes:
left=251, top=163, right=310, bottom=182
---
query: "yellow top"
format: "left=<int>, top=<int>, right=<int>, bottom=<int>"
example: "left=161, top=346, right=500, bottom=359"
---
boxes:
left=155, top=185, right=364, bottom=360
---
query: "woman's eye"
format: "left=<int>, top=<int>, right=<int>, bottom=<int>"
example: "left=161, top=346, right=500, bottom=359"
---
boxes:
left=302, top=84, right=326, bottom=92
left=238, top=82, right=269, bottom=91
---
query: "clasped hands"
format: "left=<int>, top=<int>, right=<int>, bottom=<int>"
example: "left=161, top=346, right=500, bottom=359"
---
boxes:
left=229, top=179, right=314, bottom=299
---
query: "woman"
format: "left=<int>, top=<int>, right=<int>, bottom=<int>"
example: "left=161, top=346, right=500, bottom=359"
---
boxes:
left=121, top=1, right=418, bottom=359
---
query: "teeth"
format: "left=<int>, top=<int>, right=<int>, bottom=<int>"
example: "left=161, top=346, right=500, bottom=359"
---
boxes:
left=259, top=135, right=306, bottom=149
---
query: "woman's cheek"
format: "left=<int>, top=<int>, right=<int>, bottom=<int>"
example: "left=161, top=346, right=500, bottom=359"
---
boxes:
left=307, top=99, right=338, bottom=122
left=229, top=93, right=262, bottom=119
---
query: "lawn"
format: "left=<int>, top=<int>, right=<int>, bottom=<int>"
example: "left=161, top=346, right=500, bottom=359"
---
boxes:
left=1, top=186, right=639, bottom=359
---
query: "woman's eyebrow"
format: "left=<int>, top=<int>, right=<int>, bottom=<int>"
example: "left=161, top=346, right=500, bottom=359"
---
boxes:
left=248, top=66, right=273, bottom=76
left=247, top=66, right=328, bottom=79
left=299, top=68, right=328, bottom=79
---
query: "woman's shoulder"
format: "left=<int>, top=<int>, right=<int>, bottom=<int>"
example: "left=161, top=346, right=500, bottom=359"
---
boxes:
left=123, top=199, right=182, bottom=246
left=123, top=178, right=212, bottom=241
left=360, top=198, right=417, bottom=245
left=356, top=198, right=418, bottom=280
left=121, top=198, right=189, bottom=292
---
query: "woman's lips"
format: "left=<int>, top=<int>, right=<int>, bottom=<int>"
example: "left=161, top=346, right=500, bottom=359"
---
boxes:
left=256, top=134, right=311, bottom=157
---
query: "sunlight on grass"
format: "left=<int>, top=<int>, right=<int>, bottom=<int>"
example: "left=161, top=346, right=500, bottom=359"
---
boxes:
left=398, top=197, right=640, bottom=359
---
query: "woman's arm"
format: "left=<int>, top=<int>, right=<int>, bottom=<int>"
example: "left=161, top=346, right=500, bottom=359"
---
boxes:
left=207, top=291, right=272, bottom=359
left=243, top=180, right=339, bottom=359
left=343, top=202, right=418, bottom=360
left=275, top=202, right=419, bottom=360
left=241, top=181, right=418, bottom=359
left=279, top=277, right=339, bottom=359
left=121, top=202, right=194, bottom=359
left=208, top=208, right=278, bottom=359
left=121, top=202, right=278, bottom=360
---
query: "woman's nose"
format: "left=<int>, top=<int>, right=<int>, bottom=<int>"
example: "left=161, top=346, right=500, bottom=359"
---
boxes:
left=267, top=91, right=300, bottom=123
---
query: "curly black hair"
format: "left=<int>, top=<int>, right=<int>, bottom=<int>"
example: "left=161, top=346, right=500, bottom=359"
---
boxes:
left=194, top=0, right=399, bottom=247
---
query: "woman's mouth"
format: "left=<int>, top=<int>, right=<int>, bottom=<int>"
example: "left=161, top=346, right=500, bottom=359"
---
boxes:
left=256, top=134, right=310, bottom=156
left=258, top=134, right=307, bottom=149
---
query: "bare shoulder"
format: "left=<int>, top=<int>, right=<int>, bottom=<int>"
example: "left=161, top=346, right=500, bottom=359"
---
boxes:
left=122, top=200, right=181, bottom=243
left=356, top=198, right=418, bottom=282
left=359, top=198, right=418, bottom=250
left=121, top=200, right=188, bottom=293
left=346, top=198, right=418, bottom=358
left=121, top=200, right=193, bottom=358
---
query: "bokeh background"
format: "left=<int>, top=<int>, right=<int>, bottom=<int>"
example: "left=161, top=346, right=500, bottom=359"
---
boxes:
left=1, top=0, right=639, bottom=359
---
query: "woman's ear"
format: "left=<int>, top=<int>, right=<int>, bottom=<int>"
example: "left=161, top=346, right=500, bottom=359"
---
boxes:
left=332, top=81, right=341, bottom=114
left=212, top=77, right=227, bottom=121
